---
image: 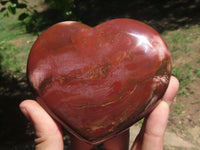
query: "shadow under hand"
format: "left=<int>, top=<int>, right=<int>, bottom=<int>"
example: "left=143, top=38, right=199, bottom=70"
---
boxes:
left=0, top=55, right=35, bottom=149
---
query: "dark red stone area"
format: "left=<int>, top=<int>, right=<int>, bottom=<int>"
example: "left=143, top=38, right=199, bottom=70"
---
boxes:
left=27, top=18, right=171, bottom=144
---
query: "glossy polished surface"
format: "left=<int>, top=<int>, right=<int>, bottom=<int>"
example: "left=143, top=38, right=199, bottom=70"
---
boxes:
left=27, top=18, right=171, bottom=144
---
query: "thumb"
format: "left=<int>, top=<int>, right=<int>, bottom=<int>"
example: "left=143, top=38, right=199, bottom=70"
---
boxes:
left=19, top=100, right=63, bottom=150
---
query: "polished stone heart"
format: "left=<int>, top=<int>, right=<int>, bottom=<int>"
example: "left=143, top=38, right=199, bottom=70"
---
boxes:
left=27, top=18, right=171, bottom=144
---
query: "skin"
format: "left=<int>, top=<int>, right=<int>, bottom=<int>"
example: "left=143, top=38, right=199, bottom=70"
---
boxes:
left=19, top=76, right=179, bottom=150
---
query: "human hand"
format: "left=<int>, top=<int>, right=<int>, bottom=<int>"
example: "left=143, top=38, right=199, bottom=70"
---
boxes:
left=102, top=76, right=179, bottom=150
left=20, top=76, right=179, bottom=150
left=130, top=76, right=179, bottom=150
left=19, top=100, right=64, bottom=150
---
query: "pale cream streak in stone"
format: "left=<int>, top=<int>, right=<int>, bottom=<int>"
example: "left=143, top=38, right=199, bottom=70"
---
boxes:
left=31, top=67, right=46, bottom=89
left=30, top=59, right=52, bottom=89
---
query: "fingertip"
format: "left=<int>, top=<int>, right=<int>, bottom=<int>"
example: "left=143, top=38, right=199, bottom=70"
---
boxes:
left=162, top=76, right=179, bottom=105
left=170, top=76, right=179, bottom=89
left=19, top=99, right=64, bottom=149
left=19, top=100, right=37, bottom=120
left=19, top=99, right=39, bottom=110
left=19, top=99, right=55, bottom=131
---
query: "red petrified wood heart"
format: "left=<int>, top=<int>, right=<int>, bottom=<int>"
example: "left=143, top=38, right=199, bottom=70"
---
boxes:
left=27, top=18, right=171, bottom=144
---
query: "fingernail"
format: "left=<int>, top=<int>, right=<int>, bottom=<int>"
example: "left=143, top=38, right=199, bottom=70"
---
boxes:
left=20, top=107, right=30, bottom=120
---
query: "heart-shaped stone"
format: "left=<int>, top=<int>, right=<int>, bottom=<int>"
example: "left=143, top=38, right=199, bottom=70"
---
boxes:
left=27, top=18, right=171, bottom=144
